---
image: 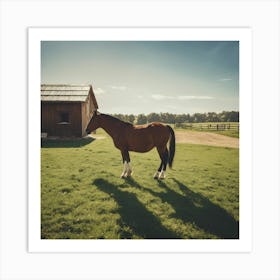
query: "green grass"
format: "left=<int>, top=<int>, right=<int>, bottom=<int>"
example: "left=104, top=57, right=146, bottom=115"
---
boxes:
left=41, top=129, right=239, bottom=239
left=209, top=130, right=239, bottom=138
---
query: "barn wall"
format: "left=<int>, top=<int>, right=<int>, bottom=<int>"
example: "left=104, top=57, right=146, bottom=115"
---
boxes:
left=89, top=86, right=98, bottom=110
left=81, top=92, right=98, bottom=136
left=81, top=103, right=88, bottom=136
left=41, top=102, right=82, bottom=137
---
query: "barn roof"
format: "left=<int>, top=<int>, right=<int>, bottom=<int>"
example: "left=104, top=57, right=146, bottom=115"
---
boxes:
left=41, top=84, right=93, bottom=102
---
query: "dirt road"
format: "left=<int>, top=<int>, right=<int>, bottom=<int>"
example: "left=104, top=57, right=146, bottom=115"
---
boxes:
left=91, top=130, right=239, bottom=148
left=175, top=131, right=239, bottom=148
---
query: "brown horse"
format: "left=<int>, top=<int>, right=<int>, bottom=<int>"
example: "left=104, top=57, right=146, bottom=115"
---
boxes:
left=86, top=111, right=175, bottom=179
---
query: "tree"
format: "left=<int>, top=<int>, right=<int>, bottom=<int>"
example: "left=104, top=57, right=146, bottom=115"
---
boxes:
left=175, top=114, right=185, bottom=124
left=193, top=113, right=206, bottom=123
left=207, top=112, right=219, bottom=122
left=160, top=112, right=176, bottom=124
left=128, top=114, right=135, bottom=124
left=112, top=111, right=239, bottom=124
left=136, top=114, right=147, bottom=125
left=147, top=112, right=160, bottom=123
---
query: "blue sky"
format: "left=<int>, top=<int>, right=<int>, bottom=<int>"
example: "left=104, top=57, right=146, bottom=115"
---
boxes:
left=41, top=41, right=239, bottom=114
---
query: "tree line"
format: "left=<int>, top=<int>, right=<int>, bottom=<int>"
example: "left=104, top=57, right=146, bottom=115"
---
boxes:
left=111, top=111, right=239, bottom=125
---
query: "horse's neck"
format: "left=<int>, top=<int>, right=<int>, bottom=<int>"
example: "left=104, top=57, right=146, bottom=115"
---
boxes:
left=99, top=115, right=121, bottom=137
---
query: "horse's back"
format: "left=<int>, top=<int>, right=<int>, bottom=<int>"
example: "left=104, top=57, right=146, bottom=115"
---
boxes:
left=134, top=122, right=166, bottom=130
left=125, top=122, right=169, bottom=152
left=147, top=123, right=170, bottom=146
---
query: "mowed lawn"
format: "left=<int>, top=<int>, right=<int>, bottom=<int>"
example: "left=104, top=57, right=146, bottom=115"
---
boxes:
left=41, top=129, right=239, bottom=239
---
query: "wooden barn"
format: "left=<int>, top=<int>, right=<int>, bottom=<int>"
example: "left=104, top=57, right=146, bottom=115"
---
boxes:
left=41, top=84, right=98, bottom=137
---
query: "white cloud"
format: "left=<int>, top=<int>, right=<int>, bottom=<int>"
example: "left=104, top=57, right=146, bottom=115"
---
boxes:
left=178, top=95, right=214, bottom=100
left=151, top=94, right=214, bottom=100
left=110, top=85, right=127, bottom=91
left=218, top=78, right=232, bottom=82
left=151, top=94, right=173, bottom=100
left=95, top=87, right=106, bottom=95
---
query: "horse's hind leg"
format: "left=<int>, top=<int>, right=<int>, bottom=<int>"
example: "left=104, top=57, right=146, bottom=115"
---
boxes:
left=120, top=149, right=132, bottom=178
left=154, top=161, right=163, bottom=179
left=154, top=147, right=168, bottom=179
left=159, top=148, right=168, bottom=179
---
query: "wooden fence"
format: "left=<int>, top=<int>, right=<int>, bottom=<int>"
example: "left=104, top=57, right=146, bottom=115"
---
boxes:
left=174, top=122, right=239, bottom=131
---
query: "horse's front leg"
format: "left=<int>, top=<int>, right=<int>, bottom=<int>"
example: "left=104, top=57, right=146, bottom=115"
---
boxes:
left=120, top=149, right=132, bottom=178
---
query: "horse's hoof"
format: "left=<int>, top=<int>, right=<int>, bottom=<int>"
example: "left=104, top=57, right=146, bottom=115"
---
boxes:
left=153, top=172, right=160, bottom=179
left=120, top=173, right=126, bottom=179
left=159, top=171, right=165, bottom=179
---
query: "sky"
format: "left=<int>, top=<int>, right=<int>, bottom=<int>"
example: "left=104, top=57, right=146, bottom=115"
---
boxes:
left=41, top=41, right=239, bottom=115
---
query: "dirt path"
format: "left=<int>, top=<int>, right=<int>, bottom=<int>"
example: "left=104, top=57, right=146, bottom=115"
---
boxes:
left=175, top=131, right=239, bottom=148
left=90, top=131, right=239, bottom=148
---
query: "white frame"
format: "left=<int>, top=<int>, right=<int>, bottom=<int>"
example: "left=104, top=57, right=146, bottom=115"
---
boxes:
left=28, top=27, right=252, bottom=253
left=1, top=1, right=279, bottom=279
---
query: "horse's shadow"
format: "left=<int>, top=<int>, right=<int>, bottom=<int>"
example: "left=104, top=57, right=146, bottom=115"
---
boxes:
left=93, top=177, right=239, bottom=239
left=126, top=178, right=239, bottom=239
left=93, top=178, right=179, bottom=239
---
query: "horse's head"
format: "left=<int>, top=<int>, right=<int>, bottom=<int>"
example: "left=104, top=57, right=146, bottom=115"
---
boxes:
left=86, top=111, right=101, bottom=134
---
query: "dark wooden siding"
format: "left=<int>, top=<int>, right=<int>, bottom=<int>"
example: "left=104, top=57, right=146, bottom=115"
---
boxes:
left=81, top=91, right=97, bottom=136
left=41, top=102, right=82, bottom=137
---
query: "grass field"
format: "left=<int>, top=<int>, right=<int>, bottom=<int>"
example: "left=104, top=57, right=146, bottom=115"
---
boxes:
left=41, top=129, right=239, bottom=239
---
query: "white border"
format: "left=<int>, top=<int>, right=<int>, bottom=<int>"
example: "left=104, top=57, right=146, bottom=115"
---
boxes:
left=28, top=27, right=252, bottom=253
left=1, top=1, right=279, bottom=279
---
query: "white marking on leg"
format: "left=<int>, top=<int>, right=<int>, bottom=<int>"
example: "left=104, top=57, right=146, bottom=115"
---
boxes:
left=159, top=171, right=165, bottom=179
left=154, top=171, right=160, bottom=179
left=126, top=162, right=133, bottom=177
left=120, top=161, right=129, bottom=178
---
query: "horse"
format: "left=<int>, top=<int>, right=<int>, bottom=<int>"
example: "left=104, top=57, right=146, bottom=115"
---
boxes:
left=86, top=111, right=175, bottom=179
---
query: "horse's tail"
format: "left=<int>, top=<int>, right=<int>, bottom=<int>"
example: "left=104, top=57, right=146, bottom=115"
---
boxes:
left=167, top=125, right=175, bottom=169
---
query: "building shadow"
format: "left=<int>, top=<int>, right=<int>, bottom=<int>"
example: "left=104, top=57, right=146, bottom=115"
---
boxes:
left=92, top=178, right=179, bottom=239
left=126, top=177, right=239, bottom=239
left=41, top=137, right=95, bottom=148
